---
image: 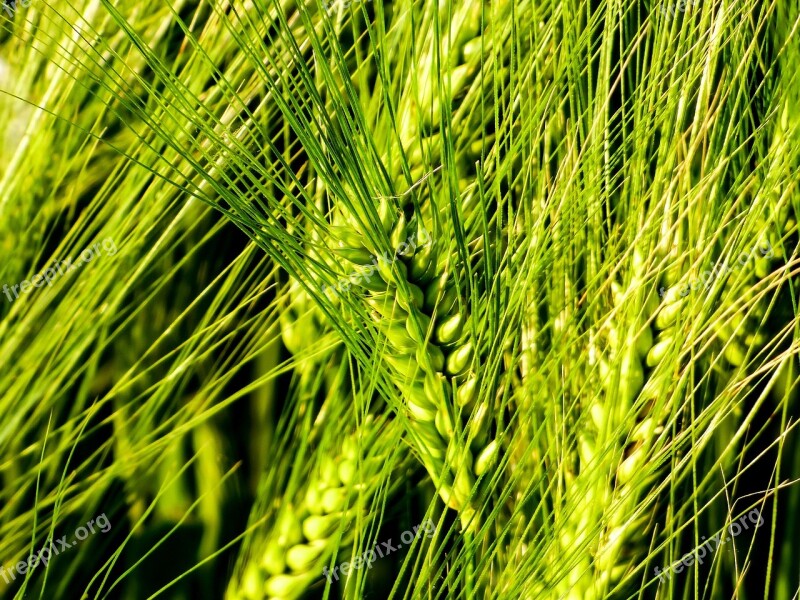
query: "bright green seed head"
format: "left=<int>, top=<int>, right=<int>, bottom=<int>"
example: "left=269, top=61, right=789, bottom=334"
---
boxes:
left=409, top=240, right=437, bottom=282
left=337, top=460, right=356, bottom=486
left=384, top=323, right=417, bottom=351
left=378, top=258, right=408, bottom=284
left=409, top=397, right=438, bottom=422
left=468, top=401, right=491, bottom=445
left=276, top=511, right=303, bottom=547
left=645, top=336, right=673, bottom=368
left=474, top=440, right=499, bottom=476
left=335, top=246, right=375, bottom=265
left=321, top=487, right=347, bottom=513
left=655, top=300, right=684, bottom=330
left=285, top=542, right=325, bottom=572
left=446, top=341, right=473, bottom=375
left=617, top=447, right=646, bottom=485
left=302, top=514, right=340, bottom=542
left=390, top=212, right=409, bottom=251
left=419, top=342, right=445, bottom=372
left=436, top=312, right=465, bottom=344
left=456, top=375, right=478, bottom=407
left=263, top=540, right=287, bottom=575
left=264, top=573, right=313, bottom=598
left=405, top=311, right=432, bottom=344
left=435, top=406, right=456, bottom=438
left=396, top=283, right=425, bottom=311
left=330, top=225, right=366, bottom=250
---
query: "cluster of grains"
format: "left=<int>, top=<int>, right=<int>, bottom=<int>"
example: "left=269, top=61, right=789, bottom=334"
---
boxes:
left=547, top=86, right=798, bottom=599
left=709, top=234, right=775, bottom=369
left=554, top=245, right=672, bottom=599
left=316, top=1, right=517, bottom=531
left=557, top=204, right=790, bottom=597
left=228, top=416, right=392, bottom=600
left=710, top=104, right=796, bottom=369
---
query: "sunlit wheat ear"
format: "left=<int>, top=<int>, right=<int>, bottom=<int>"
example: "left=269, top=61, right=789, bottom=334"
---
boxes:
left=709, top=109, right=797, bottom=373
left=559, top=200, right=784, bottom=598
left=228, top=415, right=404, bottom=600
left=551, top=236, right=681, bottom=599
left=709, top=231, right=776, bottom=370
left=308, top=1, right=520, bottom=533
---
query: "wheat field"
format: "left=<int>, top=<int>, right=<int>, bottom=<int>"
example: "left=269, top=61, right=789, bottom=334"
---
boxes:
left=0, top=0, right=799, bottom=598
